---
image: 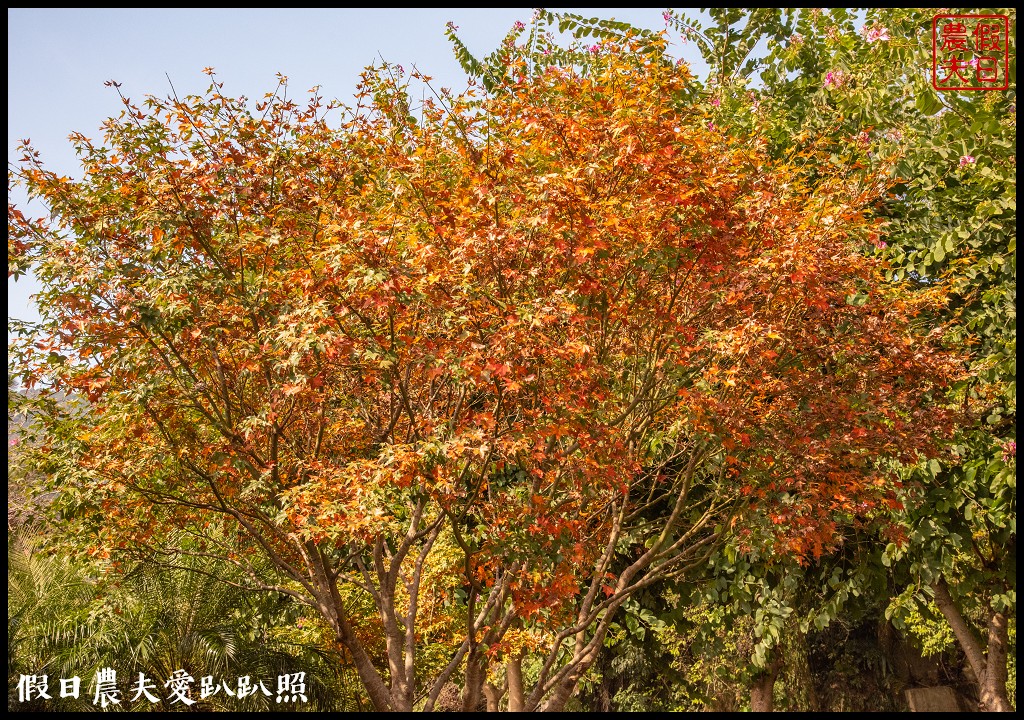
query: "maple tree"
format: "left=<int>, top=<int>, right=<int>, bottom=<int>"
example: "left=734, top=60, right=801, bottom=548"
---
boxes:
left=10, top=29, right=961, bottom=711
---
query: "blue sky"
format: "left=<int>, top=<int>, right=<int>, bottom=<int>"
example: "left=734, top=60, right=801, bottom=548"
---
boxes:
left=7, top=8, right=709, bottom=328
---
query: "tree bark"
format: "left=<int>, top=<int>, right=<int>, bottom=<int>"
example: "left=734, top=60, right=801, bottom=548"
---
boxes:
left=540, top=676, right=577, bottom=713
left=932, top=579, right=1014, bottom=712
left=750, top=649, right=782, bottom=712
left=333, top=613, right=394, bottom=712
left=483, top=682, right=503, bottom=712
left=507, top=655, right=525, bottom=712
left=463, top=654, right=486, bottom=712
left=980, top=611, right=1014, bottom=712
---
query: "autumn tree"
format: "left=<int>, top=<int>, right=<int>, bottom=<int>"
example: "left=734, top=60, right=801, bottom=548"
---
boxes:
left=9, top=29, right=960, bottom=711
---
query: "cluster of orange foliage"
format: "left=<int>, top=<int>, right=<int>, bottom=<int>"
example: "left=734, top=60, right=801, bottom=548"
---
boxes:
left=9, top=39, right=960, bottom=710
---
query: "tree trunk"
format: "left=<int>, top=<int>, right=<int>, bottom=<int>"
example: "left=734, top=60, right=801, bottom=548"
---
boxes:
left=932, top=579, right=1015, bottom=712
left=750, top=649, right=782, bottom=712
left=463, top=654, right=486, bottom=712
left=750, top=675, right=776, bottom=712
left=540, top=676, right=577, bottom=713
left=333, top=615, right=394, bottom=712
left=507, top=655, right=525, bottom=712
left=980, top=611, right=1013, bottom=712
left=483, top=682, right=503, bottom=712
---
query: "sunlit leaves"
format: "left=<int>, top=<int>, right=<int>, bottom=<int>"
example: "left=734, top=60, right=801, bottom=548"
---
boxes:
left=6, top=27, right=971, bottom=709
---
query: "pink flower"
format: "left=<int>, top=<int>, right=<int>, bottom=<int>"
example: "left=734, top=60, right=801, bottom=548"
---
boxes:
left=857, top=130, right=870, bottom=146
left=1003, top=440, right=1016, bottom=462
left=824, top=70, right=847, bottom=88
left=446, top=21, right=459, bottom=32
left=790, top=33, right=804, bottom=45
left=863, top=25, right=890, bottom=43
left=663, top=10, right=672, bottom=23
left=514, top=21, right=526, bottom=32
left=588, top=44, right=600, bottom=54
left=875, top=240, right=888, bottom=249
left=707, top=121, right=716, bottom=132
left=959, top=155, right=976, bottom=167
left=711, top=97, right=721, bottom=107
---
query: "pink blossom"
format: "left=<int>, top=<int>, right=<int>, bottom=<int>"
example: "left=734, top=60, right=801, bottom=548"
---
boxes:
left=514, top=20, right=526, bottom=32
left=824, top=70, right=848, bottom=88
left=663, top=10, right=672, bottom=23
left=1003, top=440, right=1016, bottom=462
left=790, top=33, right=804, bottom=45
left=959, top=155, right=976, bottom=167
left=711, top=97, right=721, bottom=107
left=863, top=24, right=890, bottom=43
left=857, top=130, right=870, bottom=146
left=446, top=21, right=459, bottom=32
left=707, top=121, right=716, bottom=132
left=588, top=44, right=600, bottom=54
left=875, top=240, right=887, bottom=249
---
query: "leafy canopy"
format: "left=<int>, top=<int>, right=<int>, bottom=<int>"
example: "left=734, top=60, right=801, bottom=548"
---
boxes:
left=9, top=30, right=962, bottom=711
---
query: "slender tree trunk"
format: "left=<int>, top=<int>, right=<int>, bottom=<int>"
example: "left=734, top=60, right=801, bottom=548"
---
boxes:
left=750, top=649, right=782, bottom=712
left=507, top=655, right=525, bottom=712
left=333, top=615, right=393, bottom=712
left=541, top=675, right=577, bottom=713
left=980, top=611, right=1013, bottom=712
left=483, top=682, right=503, bottom=712
left=932, top=579, right=1014, bottom=712
left=537, top=634, right=610, bottom=712
left=463, top=654, right=486, bottom=712
left=750, top=675, right=775, bottom=713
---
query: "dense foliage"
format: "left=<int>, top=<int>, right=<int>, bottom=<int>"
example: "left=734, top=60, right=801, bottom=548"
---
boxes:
left=8, top=7, right=1013, bottom=712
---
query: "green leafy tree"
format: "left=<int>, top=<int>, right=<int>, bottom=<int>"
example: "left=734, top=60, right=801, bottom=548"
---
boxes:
left=659, top=6, right=1016, bottom=711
